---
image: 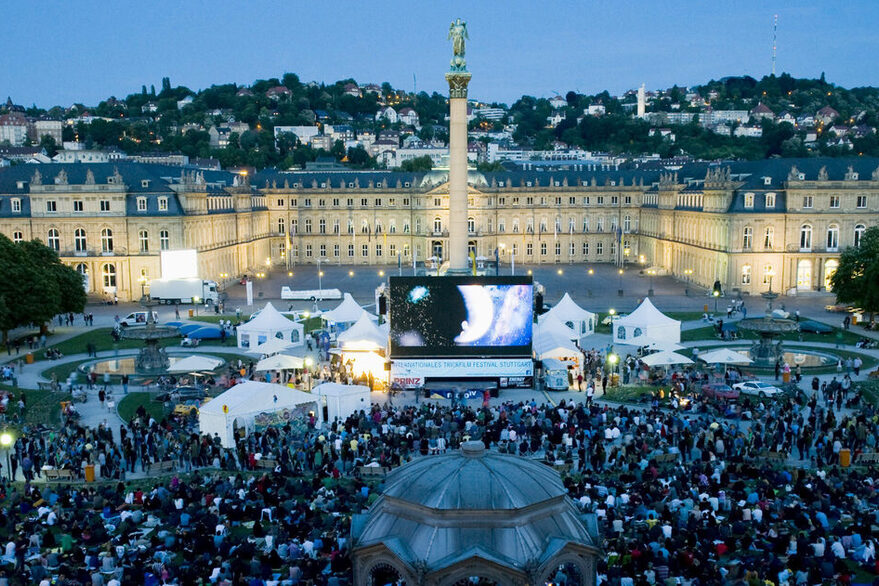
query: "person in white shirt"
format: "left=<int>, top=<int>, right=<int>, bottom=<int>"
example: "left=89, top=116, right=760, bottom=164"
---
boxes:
left=831, top=538, right=846, bottom=558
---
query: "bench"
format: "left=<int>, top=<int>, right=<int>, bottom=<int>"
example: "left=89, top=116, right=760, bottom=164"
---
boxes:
left=855, top=452, right=879, bottom=465
left=44, top=469, right=75, bottom=481
left=37, top=382, right=58, bottom=392
left=255, top=458, right=278, bottom=470
left=147, top=460, right=176, bottom=474
left=358, top=465, right=390, bottom=478
left=756, top=451, right=786, bottom=463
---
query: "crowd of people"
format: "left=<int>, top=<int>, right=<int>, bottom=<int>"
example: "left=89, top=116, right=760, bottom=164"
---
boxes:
left=1, top=369, right=879, bottom=584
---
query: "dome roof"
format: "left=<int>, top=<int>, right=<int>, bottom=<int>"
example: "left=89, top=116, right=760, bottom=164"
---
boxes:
left=381, top=441, right=567, bottom=510
left=352, top=442, right=598, bottom=576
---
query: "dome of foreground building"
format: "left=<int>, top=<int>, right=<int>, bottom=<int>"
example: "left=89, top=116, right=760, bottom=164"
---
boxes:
left=351, top=441, right=600, bottom=586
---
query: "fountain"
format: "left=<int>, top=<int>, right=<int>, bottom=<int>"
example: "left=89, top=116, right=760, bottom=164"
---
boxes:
left=735, top=285, right=799, bottom=366
left=120, top=294, right=182, bottom=374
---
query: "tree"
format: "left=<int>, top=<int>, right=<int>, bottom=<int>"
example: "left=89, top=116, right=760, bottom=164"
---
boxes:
left=830, top=226, right=879, bottom=322
left=39, top=134, right=58, bottom=157
left=0, top=235, right=84, bottom=342
left=399, top=155, right=433, bottom=172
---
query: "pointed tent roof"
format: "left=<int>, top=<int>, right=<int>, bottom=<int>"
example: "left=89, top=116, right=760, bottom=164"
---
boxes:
left=321, top=293, right=377, bottom=323
left=237, top=302, right=297, bottom=332
left=537, top=312, right=578, bottom=341
left=337, top=313, right=387, bottom=350
left=614, top=297, right=679, bottom=328
left=544, top=293, right=595, bottom=323
left=533, top=330, right=580, bottom=360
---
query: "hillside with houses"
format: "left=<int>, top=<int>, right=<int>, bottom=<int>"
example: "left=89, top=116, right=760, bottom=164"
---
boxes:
left=3, top=72, right=879, bottom=171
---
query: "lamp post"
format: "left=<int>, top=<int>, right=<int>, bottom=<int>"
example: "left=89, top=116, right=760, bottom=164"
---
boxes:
left=193, top=296, right=200, bottom=316
left=647, top=269, right=655, bottom=297
left=317, top=258, right=326, bottom=301
left=304, top=357, right=314, bottom=392
left=0, top=431, right=12, bottom=481
left=138, top=275, right=148, bottom=300
left=617, top=269, right=624, bottom=297
left=683, top=269, right=693, bottom=296
left=713, top=289, right=720, bottom=315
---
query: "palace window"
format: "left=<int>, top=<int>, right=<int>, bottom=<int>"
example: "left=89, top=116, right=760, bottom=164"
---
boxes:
left=138, top=230, right=149, bottom=253
left=47, top=229, right=60, bottom=251
left=101, top=228, right=113, bottom=252
left=101, top=263, right=116, bottom=288
left=159, top=230, right=170, bottom=250
left=826, top=224, right=839, bottom=251
left=800, top=224, right=812, bottom=250
left=741, top=265, right=752, bottom=284
left=855, top=224, right=866, bottom=247
left=75, top=228, right=87, bottom=252
left=742, top=226, right=753, bottom=249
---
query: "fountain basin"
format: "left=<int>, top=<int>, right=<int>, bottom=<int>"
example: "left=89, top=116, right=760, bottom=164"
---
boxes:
left=78, top=354, right=226, bottom=378
left=724, top=347, right=837, bottom=369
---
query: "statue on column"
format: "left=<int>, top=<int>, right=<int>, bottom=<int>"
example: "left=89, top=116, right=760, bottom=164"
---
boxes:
left=448, top=19, right=468, bottom=70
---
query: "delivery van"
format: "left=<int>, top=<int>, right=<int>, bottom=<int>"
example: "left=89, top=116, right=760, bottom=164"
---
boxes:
left=119, top=311, right=159, bottom=327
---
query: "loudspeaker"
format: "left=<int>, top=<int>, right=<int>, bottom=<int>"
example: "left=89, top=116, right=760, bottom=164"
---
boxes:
left=379, top=295, right=388, bottom=315
left=535, top=293, right=544, bottom=314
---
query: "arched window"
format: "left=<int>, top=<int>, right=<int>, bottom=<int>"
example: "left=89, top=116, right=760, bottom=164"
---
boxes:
left=361, top=219, right=369, bottom=234
left=159, top=230, right=170, bottom=250
left=434, top=217, right=442, bottom=234
left=304, top=219, right=312, bottom=233
left=101, top=228, right=113, bottom=252
left=12, top=231, right=22, bottom=243
left=277, top=218, right=285, bottom=234
left=763, top=226, right=774, bottom=250
left=855, top=224, right=866, bottom=247
left=763, top=264, right=775, bottom=285
left=47, top=229, right=59, bottom=251
left=74, top=228, right=87, bottom=252
left=826, top=224, right=839, bottom=251
left=617, top=325, right=626, bottom=340
left=101, top=263, right=116, bottom=288
left=139, top=230, right=149, bottom=253
left=467, top=217, right=475, bottom=234
left=742, top=226, right=753, bottom=249
left=800, top=224, right=812, bottom=250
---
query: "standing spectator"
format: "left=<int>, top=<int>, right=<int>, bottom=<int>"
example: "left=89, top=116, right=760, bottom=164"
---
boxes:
left=121, top=374, right=129, bottom=394
left=854, top=356, right=863, bottom=376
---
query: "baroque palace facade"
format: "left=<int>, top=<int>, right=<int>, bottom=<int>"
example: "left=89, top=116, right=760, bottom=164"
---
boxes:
left=0, top=157, right=875, bottom=302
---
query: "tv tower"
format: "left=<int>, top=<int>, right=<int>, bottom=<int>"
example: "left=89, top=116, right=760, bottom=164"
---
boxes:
left=771, top=14, right=778, bottom=76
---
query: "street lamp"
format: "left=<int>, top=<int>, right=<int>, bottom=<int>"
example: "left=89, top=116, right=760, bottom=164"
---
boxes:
left=316, top=258, right=326, bottom=300
left=193, top=296, right=200, bottom=316
left=0, top=431, right=13, bottom=481
left=713, top=289, right=720, bottom=315
left=138, top=275, right=148, bottom=300
left=647, top=269, right=656, bottom=297
left=304, top=357, right=314, bottom=392
left=683, top=269, right=693, bottom=296
left=618, top=268, right=624, bottom=297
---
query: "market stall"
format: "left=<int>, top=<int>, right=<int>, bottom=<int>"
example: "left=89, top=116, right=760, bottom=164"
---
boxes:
left=198, top=381, right=320, bottom=448
left=236, top=302, right=305, bottom=349
left=312, top=382, right=371, bottom=423
left=612, top=298, right=681, bottom=347
left=542, top=292, right=596, bottom=337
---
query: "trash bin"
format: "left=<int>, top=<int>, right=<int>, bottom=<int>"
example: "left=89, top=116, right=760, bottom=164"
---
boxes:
left=611, top=373, right=620, bottom=387
left=84, top=464, right=95, bottom=482
left=840, top=448, right=851, bottom=468
left=852, top=315, right=859, bottom=325
left=782, top=372, right=791, bottom=383
left=25, top=353, right=33, bottom=364
left=188, top=309, right=194, bottom=318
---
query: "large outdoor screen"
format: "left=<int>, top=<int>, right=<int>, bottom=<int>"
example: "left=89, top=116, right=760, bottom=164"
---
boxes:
left=389, top=276, right=533, bottom=357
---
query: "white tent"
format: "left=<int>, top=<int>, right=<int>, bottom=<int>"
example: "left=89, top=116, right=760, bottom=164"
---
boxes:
left=237, top=302, right=304, bottom=349
left=337, top=314, right=387, bottom=351
left=533, top=330, right=582, bottom=361
left=698, top=348, right=753, bottom=364
left=246, top=337, right=294, bottom=356
left=167, top=355, right=223, bottom=373
left=198, top=381, right=319, bottom=448
left=321, top=293, right=377, bottom=325
left=543, top=293, right=596, bottom=337
left=641, top=350, right=693, bottom=367
left=537, top=312, right=579, bottom=341
left=255, top=354, right=305, bottom=372
left=612, top=298, right=681, bottom=346
left=313, top=382, right=370, bottom=423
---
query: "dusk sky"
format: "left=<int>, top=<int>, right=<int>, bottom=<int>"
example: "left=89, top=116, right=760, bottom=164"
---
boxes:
left=4, top=1, right=879, bottom=108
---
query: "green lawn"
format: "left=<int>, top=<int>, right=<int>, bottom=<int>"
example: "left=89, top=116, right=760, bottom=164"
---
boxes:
left=0, top=383, right=70, bottom=426
left=602, top=385, right=655, bottom=403
left=117, top=392, right=165, bottom=423
left=681, top=323, right=865, bottom=346
left=665, top=312, right=709, bottom=322
left=35, top=328, right=180, bottom=361
left=190, top=314, right=251, bottom=324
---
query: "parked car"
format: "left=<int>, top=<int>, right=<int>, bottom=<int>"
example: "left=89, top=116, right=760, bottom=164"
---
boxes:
left=732, top=380, right=783, bottom=398
left=825, top=303, right=854, bottom=313
left=119, top=311, right=159, bottom=327
left=798, top=319, right=833, bottom=334
left=701, top=383, right=739, bottom=400
left=173, top=399, right=203, bottom=416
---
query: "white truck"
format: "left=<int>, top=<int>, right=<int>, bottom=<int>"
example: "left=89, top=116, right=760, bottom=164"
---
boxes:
left=149, top=279, right=219, bottom=305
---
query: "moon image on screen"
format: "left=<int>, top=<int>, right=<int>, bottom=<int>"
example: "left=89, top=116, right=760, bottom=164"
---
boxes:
left=454, top=285, right=494, bottom=344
